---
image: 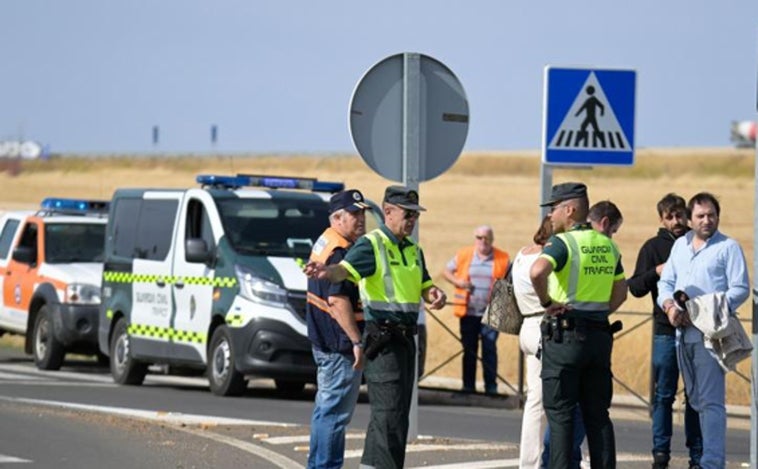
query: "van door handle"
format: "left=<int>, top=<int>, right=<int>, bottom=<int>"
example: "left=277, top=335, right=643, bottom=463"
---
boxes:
left=156, top=279, right=166, bottom=288
left=175, top=280, right=184, bottom=289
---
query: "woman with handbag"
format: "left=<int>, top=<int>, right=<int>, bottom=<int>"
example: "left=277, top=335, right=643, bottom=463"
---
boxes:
left=513, top=216, right=553, bottom=468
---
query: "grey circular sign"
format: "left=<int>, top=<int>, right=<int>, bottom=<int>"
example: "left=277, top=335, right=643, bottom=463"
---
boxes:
left=349, top=53, right=469, bottom=182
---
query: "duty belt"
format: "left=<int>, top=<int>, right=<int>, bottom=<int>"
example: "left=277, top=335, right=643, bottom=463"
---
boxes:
left=367, top=320, right=418, bottom=338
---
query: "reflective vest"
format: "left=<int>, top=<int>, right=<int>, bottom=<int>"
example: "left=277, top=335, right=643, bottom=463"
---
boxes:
left=359, top=229, right=423, bottom=318
left=451, top=246, right=510, bottom=317
left=306, top=227, right=363, bottom=321
left=547, top=228, right=620, bottom=314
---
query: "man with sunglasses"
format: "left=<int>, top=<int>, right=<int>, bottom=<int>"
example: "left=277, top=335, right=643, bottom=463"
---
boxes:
left=530, top=182, right=627, bottom=468
left=443, top=225, right=509, bottom=395
left=628, top=193, right=702, bottom=469
left=304, top=185, right=447, bottom=469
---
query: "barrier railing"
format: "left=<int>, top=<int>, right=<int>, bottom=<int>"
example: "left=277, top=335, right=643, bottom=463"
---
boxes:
left=421, top=307, right=752, bottom=410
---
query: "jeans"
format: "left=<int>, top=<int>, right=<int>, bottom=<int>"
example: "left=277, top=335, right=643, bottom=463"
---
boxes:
left=679, top=336, right=725, bottom=469
left=651, top=334, right=702, bottom=464
left=541, top=405, right=585, bottom=469
left=460, top=315, right=499, bottom=393
left=308, top=347, right=362, bottom=469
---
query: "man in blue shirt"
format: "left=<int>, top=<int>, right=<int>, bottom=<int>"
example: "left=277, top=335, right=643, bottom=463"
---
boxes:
left=658, top=192, right=749, bottom=469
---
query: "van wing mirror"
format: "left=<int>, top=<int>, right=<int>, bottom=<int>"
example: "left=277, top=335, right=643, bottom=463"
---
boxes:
left=12, top=246, right=37, bottom=265
left=185, top=238, right=212, bottom=264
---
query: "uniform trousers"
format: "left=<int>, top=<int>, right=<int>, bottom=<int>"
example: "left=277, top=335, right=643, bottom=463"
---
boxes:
left=360, top=329, right=416, bottom=469
left=541, top=327, right=615, bottom=469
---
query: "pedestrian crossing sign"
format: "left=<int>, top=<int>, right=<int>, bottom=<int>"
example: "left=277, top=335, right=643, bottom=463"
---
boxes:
left=543, top=66, right=636, bottom=166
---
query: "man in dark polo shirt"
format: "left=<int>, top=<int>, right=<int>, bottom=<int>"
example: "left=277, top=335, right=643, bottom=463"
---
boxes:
left=305, top=185, right=447, bottom=469
left=306, top=189, right=370, bottom=469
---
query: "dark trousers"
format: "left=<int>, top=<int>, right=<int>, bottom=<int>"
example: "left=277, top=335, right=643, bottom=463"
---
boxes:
left=460, top=315, right=499, bottom=392
left=541, top=327, right=616, bottom=469
left=360, top=330, right=416, bottom=469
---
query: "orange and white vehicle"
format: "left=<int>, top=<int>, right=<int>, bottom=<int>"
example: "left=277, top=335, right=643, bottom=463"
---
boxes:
left=0, top=198, right=108, bottom=370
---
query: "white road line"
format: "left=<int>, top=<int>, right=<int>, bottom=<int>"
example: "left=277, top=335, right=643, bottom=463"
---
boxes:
left=0, top=396, right=297, bottom=427
left=172, top=424, right=302, bottom=469
left=0, top=454, right=32, bottom=463
left=0, top=396, right=303, bottom=469
left=261, top=433, right=364, bottom=445
left=411, top=459, right=519, bottom=469
left=344, top=442, right=516, bottom=459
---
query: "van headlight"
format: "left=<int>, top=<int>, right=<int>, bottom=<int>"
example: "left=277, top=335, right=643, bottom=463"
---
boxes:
left=66, top=283, right=101, bottom=305
left=234, top=265, right=289, bottom=306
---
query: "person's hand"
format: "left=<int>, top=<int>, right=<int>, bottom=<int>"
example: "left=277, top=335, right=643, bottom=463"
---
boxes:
left=352, top=345, right=364, bottom=371
left=426, top=287, right=447, bottom=310
left=545, top=301, right=570, bottom=317
left=655, top=263, right=665, bottom=276
left=303, top=260, right=327, bottom=279
left=665, top=304, right=684, bottom=327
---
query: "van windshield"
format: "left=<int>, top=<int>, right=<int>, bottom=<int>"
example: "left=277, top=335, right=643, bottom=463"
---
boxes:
left=216, top=197, right=330, bottom=258
left=45, top=223, right=106, bottom=263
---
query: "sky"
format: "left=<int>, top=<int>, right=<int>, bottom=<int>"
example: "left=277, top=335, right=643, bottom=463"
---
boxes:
left=2, top=1, right=757, bottom=155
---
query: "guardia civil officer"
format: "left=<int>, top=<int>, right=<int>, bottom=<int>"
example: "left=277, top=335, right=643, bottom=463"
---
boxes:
left=304, top=185, right=447, bottom=469
left=530, top=182, right=628, bottom=469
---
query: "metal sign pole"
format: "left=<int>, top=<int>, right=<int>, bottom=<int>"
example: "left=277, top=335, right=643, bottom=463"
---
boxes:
left=403, top=52, right=422, bottom=442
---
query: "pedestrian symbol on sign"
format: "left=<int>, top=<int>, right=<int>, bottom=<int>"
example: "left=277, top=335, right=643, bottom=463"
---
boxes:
left=548, top=72, right=630, bottom=152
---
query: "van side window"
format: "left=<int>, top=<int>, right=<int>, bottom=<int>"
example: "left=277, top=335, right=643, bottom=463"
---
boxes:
left=135, top=200, right=178, bottom=261
left=186, top=199, right=214, bottom=251
left=0, top=219, right=20, bottom=259
left=112, top=199, right=141, bottom=258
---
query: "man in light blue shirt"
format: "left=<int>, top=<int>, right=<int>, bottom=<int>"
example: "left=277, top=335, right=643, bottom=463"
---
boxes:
left=657, top=192, right=749, bottom=469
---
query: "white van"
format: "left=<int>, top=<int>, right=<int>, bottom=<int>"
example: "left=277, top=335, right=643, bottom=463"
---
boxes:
left=98, top=174, right=384, bottom=396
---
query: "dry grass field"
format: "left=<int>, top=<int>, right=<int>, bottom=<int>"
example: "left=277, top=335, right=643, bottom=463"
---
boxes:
left=0, top=147, right=754, bottom=405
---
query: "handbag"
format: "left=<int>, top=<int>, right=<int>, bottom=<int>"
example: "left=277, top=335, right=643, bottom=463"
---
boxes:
left=482, top=263, right=522, bottom=335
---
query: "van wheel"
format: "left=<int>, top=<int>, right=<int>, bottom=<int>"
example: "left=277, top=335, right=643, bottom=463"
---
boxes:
left=275, top=379, right=305, bottom=396
left=110, top=318, right=147, bottom=385
left=33, top=305, right=65, bottom=370
left=208, top=326, right=246, bottom=396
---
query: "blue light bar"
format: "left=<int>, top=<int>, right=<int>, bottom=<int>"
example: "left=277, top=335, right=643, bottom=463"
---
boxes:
left=40, top=198, right=109, bottom=213
left=196, top=174, right=345, bottom=193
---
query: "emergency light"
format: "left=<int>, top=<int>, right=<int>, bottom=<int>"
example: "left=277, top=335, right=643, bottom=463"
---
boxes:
left=40, top=198, right=110, bottom=214
left=196, top=174, right=345, bottom=193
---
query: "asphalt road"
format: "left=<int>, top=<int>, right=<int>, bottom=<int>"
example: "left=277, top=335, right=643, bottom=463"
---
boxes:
left=0, top=347, right=751, bottom=468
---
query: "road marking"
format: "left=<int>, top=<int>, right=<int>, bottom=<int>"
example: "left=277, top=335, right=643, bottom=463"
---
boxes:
left=0, top=396, right=303, bottom=469
left=0, top=396, right=297, bottom=427
left=344, top=442, right=516, bottom=459
left=408, top=453, right=654, bottom=468
left=172, top=424, right=302, bottom=469
left=261, top=433, right=364, bottom=445
left=0, top=454, right=32, bottom=463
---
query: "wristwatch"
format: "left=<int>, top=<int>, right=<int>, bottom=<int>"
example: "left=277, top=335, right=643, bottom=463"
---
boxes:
left=352, top=341, right=363, bottom=349
left=540, top=298, right=553, bottom=308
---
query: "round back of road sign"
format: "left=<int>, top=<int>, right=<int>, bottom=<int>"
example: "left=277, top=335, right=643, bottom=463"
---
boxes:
left=349, top=53, right=469, bottom=182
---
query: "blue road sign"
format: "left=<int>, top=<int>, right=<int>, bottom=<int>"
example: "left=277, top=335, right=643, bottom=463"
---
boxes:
left=543, top=67, right=636, bottom=166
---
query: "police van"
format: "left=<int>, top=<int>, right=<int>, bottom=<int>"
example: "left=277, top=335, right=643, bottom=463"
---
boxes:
left=0, top=198, right=108, bottom=370
left=98, top=174, right=383, bottom=396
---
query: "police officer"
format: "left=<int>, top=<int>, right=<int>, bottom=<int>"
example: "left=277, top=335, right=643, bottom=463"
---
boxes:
left=306, top=189, right=370, bottom=469
left=305, top=185, right=447, bottom=469
left=530, top=182, right=628, bottom=469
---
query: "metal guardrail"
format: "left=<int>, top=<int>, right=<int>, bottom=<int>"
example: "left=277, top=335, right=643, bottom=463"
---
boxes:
left=421, top=308, right=752, bottom=410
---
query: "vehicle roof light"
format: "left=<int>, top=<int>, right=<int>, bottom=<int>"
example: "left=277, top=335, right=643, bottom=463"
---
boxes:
left=39, top=198, right=110, bottom=214
left=196, top=174, right=345, bottom=193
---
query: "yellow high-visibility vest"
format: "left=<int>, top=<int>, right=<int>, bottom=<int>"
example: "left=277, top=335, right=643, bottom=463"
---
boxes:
left=547, top=228, right=621, bottom=312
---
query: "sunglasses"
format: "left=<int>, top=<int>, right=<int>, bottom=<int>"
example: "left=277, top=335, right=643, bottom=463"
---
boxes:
left=475, top=235, right=492, bottom=241
left=401, top=208, right=420, bottom=220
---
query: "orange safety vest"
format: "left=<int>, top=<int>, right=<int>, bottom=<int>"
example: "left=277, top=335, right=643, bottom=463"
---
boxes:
left=306, top=227, right=364, bottom=321
left=451, top=246, right=510, bottom=318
